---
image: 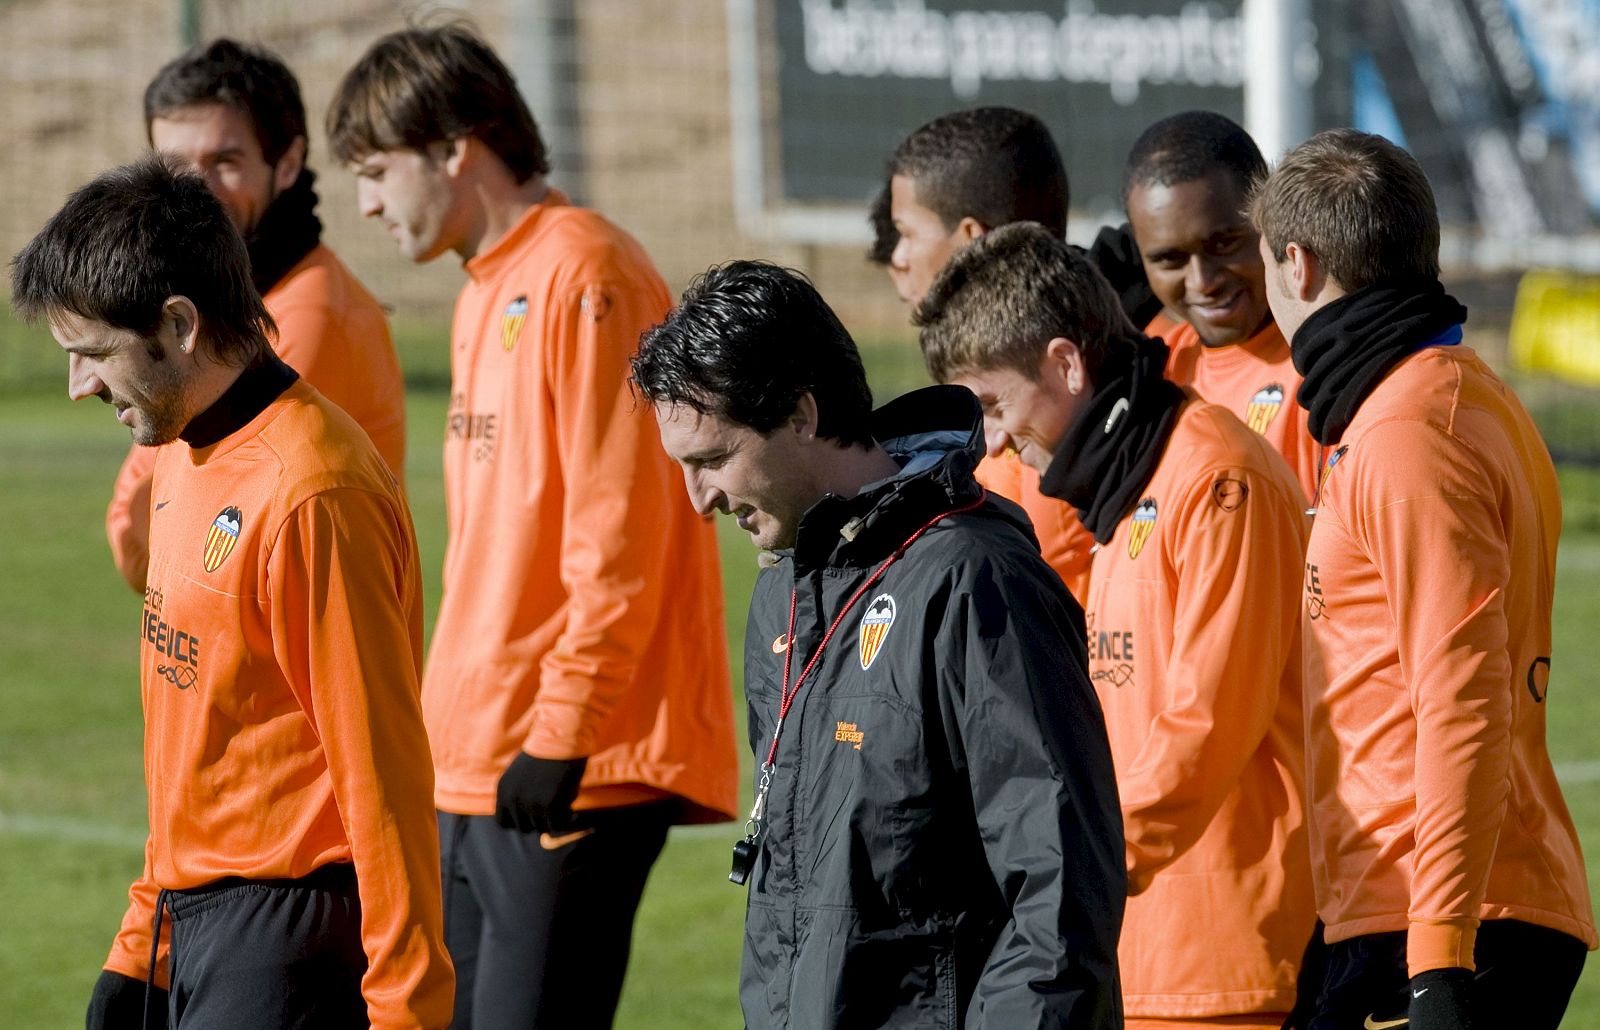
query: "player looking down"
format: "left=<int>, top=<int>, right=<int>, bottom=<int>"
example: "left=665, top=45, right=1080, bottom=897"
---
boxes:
left=879, top=106, right=1155, bottom=604
left=634, top=260, right=1126, bottom=1029
left=105, top=38, right=405, bottom=594
left=918, top=222, right=1316, bottom=1029
left=328, top=23, right=738, bottom=1028
left=13, top=155, right=452, bottom=1030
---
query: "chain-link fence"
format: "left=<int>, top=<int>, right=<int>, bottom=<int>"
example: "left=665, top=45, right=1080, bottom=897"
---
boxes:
left=0, top=0, right=914, bottom=393
left=4, top=0, right=1598, bottom=471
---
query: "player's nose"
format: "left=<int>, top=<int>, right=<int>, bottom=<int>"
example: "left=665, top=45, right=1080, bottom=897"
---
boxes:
left=683, top=468, right=723, bottom=518
left=356, top=179, right=382, bottom=219
left=1186, top=254, right=1226, bottom=296
left=982, top=419, right=1011, bottom=460
left=66, top=354, right=103, bottom=403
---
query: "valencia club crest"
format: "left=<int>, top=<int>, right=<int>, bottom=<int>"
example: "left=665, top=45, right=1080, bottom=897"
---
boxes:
left=501, top=295, right=529, bottom=352
left=858, top=594, right=896, bottom=671
left=1127, top=498, right=1158, bottom=560
left=203, top=506, right=242, bottom=572
left=1245, top=383, right=1285, bottom=434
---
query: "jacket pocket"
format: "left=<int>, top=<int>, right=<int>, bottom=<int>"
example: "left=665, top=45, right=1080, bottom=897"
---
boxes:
left=789, top=907, right=958, bottom=1030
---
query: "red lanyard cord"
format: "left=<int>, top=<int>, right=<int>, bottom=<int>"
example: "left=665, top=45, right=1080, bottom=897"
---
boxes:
left=731, top=488, right=988, bottom=878
left=761, top=489, right=987, bottom=771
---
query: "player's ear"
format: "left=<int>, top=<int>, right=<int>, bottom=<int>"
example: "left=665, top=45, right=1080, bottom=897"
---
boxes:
left=954, top=216, right=986, bottom=244
left=789, top=392, right=821, bottom=443
left=440, top=137, right=470, bottom=178
left=1044, top=336, right=1088, bottom=396
left=1284, top=242, right=1324, bottom=302
left=159, top=296, right=201, bottom=359
left=273, top=136, right=307, bottom=192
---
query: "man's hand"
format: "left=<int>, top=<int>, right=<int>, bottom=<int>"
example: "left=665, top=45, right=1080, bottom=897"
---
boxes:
left=1407, top=967, right=1474, bottom=1030
left=86, top=969, right=167, bottom=1030
left=494, top=753, right=587, bottom=834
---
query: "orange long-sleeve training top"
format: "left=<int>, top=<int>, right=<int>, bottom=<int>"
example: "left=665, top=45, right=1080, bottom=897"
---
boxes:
left=971, top=316, right=1193, bottom=605
left=423, top=193, right=737, bottom=823
left=105, top=243, right=406, bottom=592
left=103, top=375, right=453, bottom=1029
left=1083, top=397, right=1315, bottom=1019
left=1301, top=344, right=1597, bottom=976
left=1160, top=319, right=1319, bottom=502
left=973, top=452, right=1093, bottom=603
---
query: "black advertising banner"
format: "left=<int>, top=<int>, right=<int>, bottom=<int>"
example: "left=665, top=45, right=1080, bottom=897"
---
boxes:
left=738, top=0, right=1600, bottom=249
left=766, top=0, right=1257, bottom=213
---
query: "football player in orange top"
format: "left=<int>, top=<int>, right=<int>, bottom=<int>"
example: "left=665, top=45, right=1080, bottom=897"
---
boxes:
left=14, top=157, right=451, bottom=1029
left=875, top=107, right=1159, bottom=604
left=1253, top=128, right=1595, bottom=1030
left=328, top=24, right=738, bottom=1029
left=105, top=39, right=405, bottom=594
left=1124, top=111, right=1319, bottom=502
left=917, top=223, right=1316, bottom=1029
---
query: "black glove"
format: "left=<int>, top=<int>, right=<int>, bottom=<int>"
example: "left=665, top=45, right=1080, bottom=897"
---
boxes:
left=493, top=753, right=587, bottom=833
left=1407, top=967, right=1475, bottom=1030
left=85, top=969, right=167, bottom=1030
left=1081, top=222, right=1163, bottom=328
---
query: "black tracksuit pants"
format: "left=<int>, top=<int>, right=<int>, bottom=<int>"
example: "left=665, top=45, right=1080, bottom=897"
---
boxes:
left=1303, top=918, right=1587, bottom=1030
left=163, top=863, right=368, bottom=1028
left=439, top=802, right=676, bottom=1030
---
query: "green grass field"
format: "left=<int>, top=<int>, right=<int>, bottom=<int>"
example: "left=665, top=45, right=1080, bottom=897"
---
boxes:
left=4, top=373, right=1600, bottom=1027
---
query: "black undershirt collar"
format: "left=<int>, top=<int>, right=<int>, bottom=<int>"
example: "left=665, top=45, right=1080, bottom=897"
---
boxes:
left=179, top=353, right=299, bottom=449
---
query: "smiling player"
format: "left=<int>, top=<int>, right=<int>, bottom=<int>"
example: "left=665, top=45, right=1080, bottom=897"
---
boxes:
left=918, top=223, right=1316, bottom=1030
left=13, top=155, right=452, bottom=1030
left=1124, top=111, right=1319, bottom=501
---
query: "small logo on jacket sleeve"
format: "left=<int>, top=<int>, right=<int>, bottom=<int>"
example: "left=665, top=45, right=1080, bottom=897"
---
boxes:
left=580, top=284, right=612, bottom=322
left=1126, top=498, right=1158, bottom=559
left=1212, top=477, right=1249, bottom=512
left=858, top=593, right=896, bottom=670
left=202, top=506, right=242, bottom=572
left=501, top=295, right=529, bottom=352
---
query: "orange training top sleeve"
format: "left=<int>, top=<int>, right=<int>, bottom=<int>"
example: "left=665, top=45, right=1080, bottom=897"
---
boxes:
left=1120, top=457, right=1307, bottom=893
left=105, top=445, right=158, bottom=594
left=1351, top=418, right=1515, bottom=974
left=974, top=451, right=1094, bottom=605
left=103, top=834, right=169, bottom=988
left=266, top=488, right=453, bottom=1028
left=524, top=278, right=679, bottom=759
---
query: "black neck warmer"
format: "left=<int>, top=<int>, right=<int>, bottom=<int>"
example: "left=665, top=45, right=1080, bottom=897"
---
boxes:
left=179, top=353, right=299, bottom=449
left=1039, top=337, right=1186, bottom=544
left=1292, top=280, right=1468, bottom=445
left=245, top=169, right=323, bottom=296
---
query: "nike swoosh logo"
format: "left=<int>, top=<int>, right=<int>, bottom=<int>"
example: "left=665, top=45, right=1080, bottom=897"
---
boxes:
left=538, top=827, right=596, bottom=851
left=771, top=634, right=790, bottom=654
left=1104, top=397, right=1130, bottom=433
left=1364, top=1016, right=1408, bottom=1029
left=1412, top=987, right=1428, bottom=998
left=154, top=500, right=171, bottom=511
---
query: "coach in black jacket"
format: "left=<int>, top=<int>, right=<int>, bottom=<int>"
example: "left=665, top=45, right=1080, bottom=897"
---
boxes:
left=632, top=260, right=1125, bottom=1029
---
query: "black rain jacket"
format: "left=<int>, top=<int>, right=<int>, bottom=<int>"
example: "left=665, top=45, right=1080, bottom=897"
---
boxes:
left=738, top=386, right=1126, bottom=1029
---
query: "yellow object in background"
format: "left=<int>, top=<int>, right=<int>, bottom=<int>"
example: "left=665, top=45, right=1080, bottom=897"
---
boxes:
left=1510, top=270, right=1600, bottom=386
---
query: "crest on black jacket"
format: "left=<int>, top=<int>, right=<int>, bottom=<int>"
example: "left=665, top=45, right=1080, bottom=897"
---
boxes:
left=858, top=593, right=896, bottom=670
